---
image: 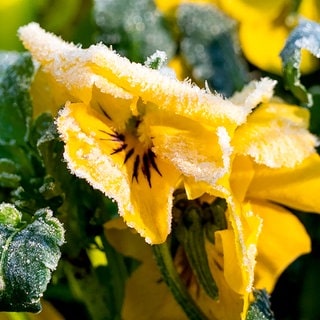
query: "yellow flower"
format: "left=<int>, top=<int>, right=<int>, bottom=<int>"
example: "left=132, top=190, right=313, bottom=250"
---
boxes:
left=230, top=93, right=320, bottom=293
left=19, top=22, right=257, bottom=244
left=215, top=0, right=320, bottom=74
left=103, top=84, right=317, bottom=320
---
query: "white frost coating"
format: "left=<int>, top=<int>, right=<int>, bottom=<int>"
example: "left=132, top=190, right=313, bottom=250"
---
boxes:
left=152, top=126, right=233, bottom=189
left=89, top=43, right=252, bottom=125
left=56, top=106, right=133, bottom=216
left=245, top=125, right=318, bottom=168
left=162, top=145, right=220, bottom=186
left=246, top=244, right=258, bottom=292
left=235, top=112, right=319, bottom=168
left=231, top=77, right=277, bottom=109
left=245, top=214, right=263, bottom=292
left=18, top=22, right=253, bottom=127
left=18, top=22, right=76, bottom=62
left=145, top=237, right=152, bottom=245
left=94, top=76, right=133, bottom=100
left=217, top=126, right=233, bottom=173
left=144, top=50, right=167, bottom=69
left=227, top=198, right=262, bottom=293
left=56, top=106, right=80, bottom=138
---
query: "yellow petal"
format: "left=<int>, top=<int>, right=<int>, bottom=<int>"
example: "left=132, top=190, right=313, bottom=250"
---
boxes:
left=230, top=78, right=276, bottom=110
left=105, top=222, right=249, bottom=320
left=30, top=68, right=72, bottom=117
left=19, top=23, right=96, bottom=104
left=247, top=154, right=320, bottom=213
left=177, top=230, right=248, bottom=320
left=230, top=155, right=255, bottom=202
left=233, top=102, right=318, bottom=168
left=251, top=200, right=311, bottom=292
left=226, top=200, right=262, bottom=294
left=90, top=83, right=133, bottom=131
left=18, top=23, right=253, bottom=129
left=183, top=173, right=231, bottom=200
left=104, top=223, right=188, bottom=320
left=57, top=102, right=181, bottom=244
left=147, top=111, right=233, bottom=194
left=204, top=230, right=250, bottom=320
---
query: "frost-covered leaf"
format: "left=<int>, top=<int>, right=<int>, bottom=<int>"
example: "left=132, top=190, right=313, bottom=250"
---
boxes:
left=93, top=0, right=176, bottom=63
left=246, top=289, right=275, bottom=320
left=280, top=19, right=320, bottom=106
left=0, top=203, right=64, bottom=312
left=177, top=4, right=249, bottom=97
left=0, top=52, right=34, bottom=145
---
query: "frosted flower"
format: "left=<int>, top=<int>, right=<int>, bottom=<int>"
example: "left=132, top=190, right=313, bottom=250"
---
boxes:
left=18, top=23, right=265, bottom=244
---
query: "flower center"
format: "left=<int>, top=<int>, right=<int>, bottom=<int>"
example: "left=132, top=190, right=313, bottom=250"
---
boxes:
left=98, top=109, right=161, bottom=187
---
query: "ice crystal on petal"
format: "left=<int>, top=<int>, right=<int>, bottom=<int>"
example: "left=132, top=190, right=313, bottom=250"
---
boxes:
left=230, top=78, right=277, bottom=109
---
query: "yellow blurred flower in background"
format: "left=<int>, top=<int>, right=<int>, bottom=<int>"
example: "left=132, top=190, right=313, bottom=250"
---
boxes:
left=156, top=0, right=320, bottom=75
left=215, top=0, right=320, bottom=74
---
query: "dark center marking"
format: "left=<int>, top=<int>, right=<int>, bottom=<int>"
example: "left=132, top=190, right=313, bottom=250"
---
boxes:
left=99, top=104, right=112, bottom=120
left=98, top=121, right=162, bottom=187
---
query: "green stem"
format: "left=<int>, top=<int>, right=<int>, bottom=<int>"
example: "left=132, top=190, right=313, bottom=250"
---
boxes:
left=153, top=242, right=209, bottom=320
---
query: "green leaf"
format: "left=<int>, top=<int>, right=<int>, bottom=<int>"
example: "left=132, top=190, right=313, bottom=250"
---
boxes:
left=0, top=52, right=34, bottom=145
left=30, top=113, right=56, bottom=150
left=0, top=159, right=21, bottom=189
left=0, top=52, right=36, bottom=190
left=0, top=145, right=35, bottom=185
left=177, top=4, right=249, bottom=97
left=93, top=0, right=176, bottom=63
left=246, top=289, right=275, bottom=320
left=175, top=207, right=218, bottom=300
left=0, top=203, right=64, bottom=312
left=280, top=18, right=320, bottom=106
left=63, top=234, right=130, bottom=320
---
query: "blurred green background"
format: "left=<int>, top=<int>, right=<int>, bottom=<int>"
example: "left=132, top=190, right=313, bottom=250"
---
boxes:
left=0, top=0, right=94, bottom=51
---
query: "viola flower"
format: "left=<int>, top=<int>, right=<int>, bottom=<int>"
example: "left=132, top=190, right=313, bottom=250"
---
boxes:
left=103, top=87, right=320, bottom=319
left=90, top=81, right=317, bottom=320
left=215, top=0, right=320, bottom=74
left=230, top=93, right=320, bottom=292
left=19, top=22, right=258, bottom=244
